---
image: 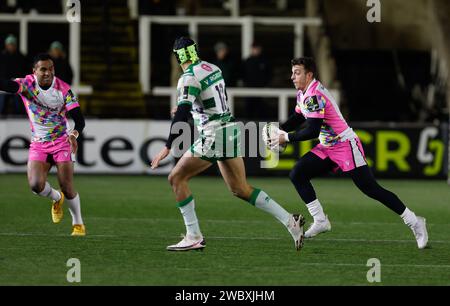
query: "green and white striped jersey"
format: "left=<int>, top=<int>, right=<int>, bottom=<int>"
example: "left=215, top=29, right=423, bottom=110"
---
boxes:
left=176, top=60, right=234, bottom=132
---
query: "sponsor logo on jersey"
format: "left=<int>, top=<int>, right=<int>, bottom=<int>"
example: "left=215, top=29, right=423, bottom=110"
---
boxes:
left=201, top=64, right=212, bottom=72
left=206, top=71, right=221, bottom=84
left=201, top=70, right=222, bottom=89
left=305, top=96, right=320, bottom=112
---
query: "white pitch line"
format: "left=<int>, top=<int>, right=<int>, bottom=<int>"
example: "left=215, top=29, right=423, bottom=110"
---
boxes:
left=86, top=217, right=450, bottom=227
left=209, top=236, right=449, bottom=244
left=2, top=234, right=448, bottom=270
left=1, top=235, right=450, bottom=269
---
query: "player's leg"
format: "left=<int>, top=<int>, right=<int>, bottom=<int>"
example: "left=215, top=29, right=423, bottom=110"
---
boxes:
left=27, top=160, right=52, bottom=194
left=349, top=165, right=406, bottom=214
left=218, top=157, right=306, bottom=251
left=289, top=151, right=334, bottom=238
left=168, top=151, right=212, bottom=202
left=27, top=153, right=63, bottom=222
left=348, top=165, right=428, bottom=249
left=166, top=151, right=212, bottom=251
left=55, top=161, right=85, bottom=236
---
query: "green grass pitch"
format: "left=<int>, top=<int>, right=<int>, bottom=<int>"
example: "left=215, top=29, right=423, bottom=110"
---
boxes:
left=0, top=174, right=449, bottom=285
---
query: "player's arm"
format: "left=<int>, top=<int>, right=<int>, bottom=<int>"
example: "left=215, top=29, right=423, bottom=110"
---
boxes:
left=165, top=103, right=192, bottom=149
left=283, top=118, right=323, bottom=143
left=63, top=88, right=85, bottom=153
left=166, top=75, right=199, bottom=149
left=151, top=75, right=200, bottom=169
left=66, top=107, right=85, bottom=154
left=280, top=95, right=324, bottom=144
left=150, top=104, right=191, bottom=169
left=0, top=79, right=21, bottom=94
left=280, top=111, right=306, bottom=132
left=68, top=107, right=86, bottom=138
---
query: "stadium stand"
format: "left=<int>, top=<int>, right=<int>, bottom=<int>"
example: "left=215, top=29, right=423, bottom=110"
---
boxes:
left=0, top=0, right=448, bottom=122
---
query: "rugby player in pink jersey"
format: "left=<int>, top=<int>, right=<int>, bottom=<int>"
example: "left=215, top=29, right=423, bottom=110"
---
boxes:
left=275, top=57, right=428, bottom=249
left=0, top=53, right=86, bottom=236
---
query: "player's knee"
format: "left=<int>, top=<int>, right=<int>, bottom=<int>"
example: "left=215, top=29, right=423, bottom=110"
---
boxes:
left=290, top=164, right=311, bottom=184
left=168, top=172, right=176, bottom=186
left=289, top=169, right=297, bottom=182
left=289, top=167, right=302, bottom=182
left=168, top=172, right=184, bottom=187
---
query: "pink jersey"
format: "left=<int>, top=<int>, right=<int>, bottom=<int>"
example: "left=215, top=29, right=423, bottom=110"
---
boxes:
left=295, top=79, right=356, bottom=146
left=14, top=74, right=79, bottom=142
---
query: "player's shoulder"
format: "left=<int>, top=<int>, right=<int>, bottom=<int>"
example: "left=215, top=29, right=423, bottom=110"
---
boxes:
left=179, top=67, right=202, bottom=88
left=53, top=76, right=72, bottom=94
left=195, top=60, right=218, bottom=71
left=16, top=74, right=34, bottom=84
left=311, top=80, right=328, bottom=96
left=191, top=60, right=220, bottom=77
left=24, top=74, right=34, bottom=81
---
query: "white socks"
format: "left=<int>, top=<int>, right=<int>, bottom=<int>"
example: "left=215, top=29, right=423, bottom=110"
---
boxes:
left=401, top=207, right=418, bottom=227
left=38, top=182, right=61, bottom=202
left=178, top=196, right=202, bottom=238
left=251, top=189, right=290, bottom=226
left=306, top=199, right=326, bottom=222
left=66, top=193, right=84, bottom=225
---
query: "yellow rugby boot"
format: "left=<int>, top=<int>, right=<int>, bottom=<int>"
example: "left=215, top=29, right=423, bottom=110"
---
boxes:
left=51, top=191, right=64, bottom=223
left=71, top=224, right=86, bottom=236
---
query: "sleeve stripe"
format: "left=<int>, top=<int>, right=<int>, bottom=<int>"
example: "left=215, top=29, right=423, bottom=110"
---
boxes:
left=66, top=103, right=80, bottom=111
left=188, top=86, right=201, bottom=97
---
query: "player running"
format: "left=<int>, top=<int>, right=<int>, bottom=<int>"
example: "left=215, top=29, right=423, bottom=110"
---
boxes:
left=151, top=37, right=305, bottom=251
left=272, top=57, right=428, bottom=249
left=0, top=53, right=86, bottom=236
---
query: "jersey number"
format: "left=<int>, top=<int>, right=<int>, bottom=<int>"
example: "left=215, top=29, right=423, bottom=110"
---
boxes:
left=214, top=83, right=228, bottom=112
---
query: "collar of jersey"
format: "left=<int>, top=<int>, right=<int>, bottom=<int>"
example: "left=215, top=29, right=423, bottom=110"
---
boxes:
left=34, top=74, right=55, bottom=92
left=301, top=78, right=318, bottom=96
left=185, top=60, right=202, bottom=72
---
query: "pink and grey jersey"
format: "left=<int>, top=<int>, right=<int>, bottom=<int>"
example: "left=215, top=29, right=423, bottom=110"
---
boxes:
left=14, top=74, right=79, bottom=142
left=295, top=79, right=356, bottom=146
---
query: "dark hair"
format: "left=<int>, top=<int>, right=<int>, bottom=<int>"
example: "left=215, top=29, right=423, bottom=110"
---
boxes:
left=173, top=37, right=196, bottom=51
left=291, top=57, right=317, bottom=77
left=33, top=53, right=53, bottom=67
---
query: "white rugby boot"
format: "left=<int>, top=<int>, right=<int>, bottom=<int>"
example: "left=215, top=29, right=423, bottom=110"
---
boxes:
left=410, top=216, right=428, bottom=249
left=305, top=215, right=331, bottom=238
left=167, top=234, right=206, bottom=251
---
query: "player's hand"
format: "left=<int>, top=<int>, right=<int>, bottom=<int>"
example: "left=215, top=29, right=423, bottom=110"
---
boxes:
left=67, top=135, right=78, bottom=154
left=278, top=130, right=288, bottom=145
left=170, top=106, right=178, bottom=118
left=151, top=146, right=170, bottom=169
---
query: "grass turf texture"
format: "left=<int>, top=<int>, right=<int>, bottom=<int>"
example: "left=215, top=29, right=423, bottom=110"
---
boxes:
left=0, top=174, right=449, bottom=285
